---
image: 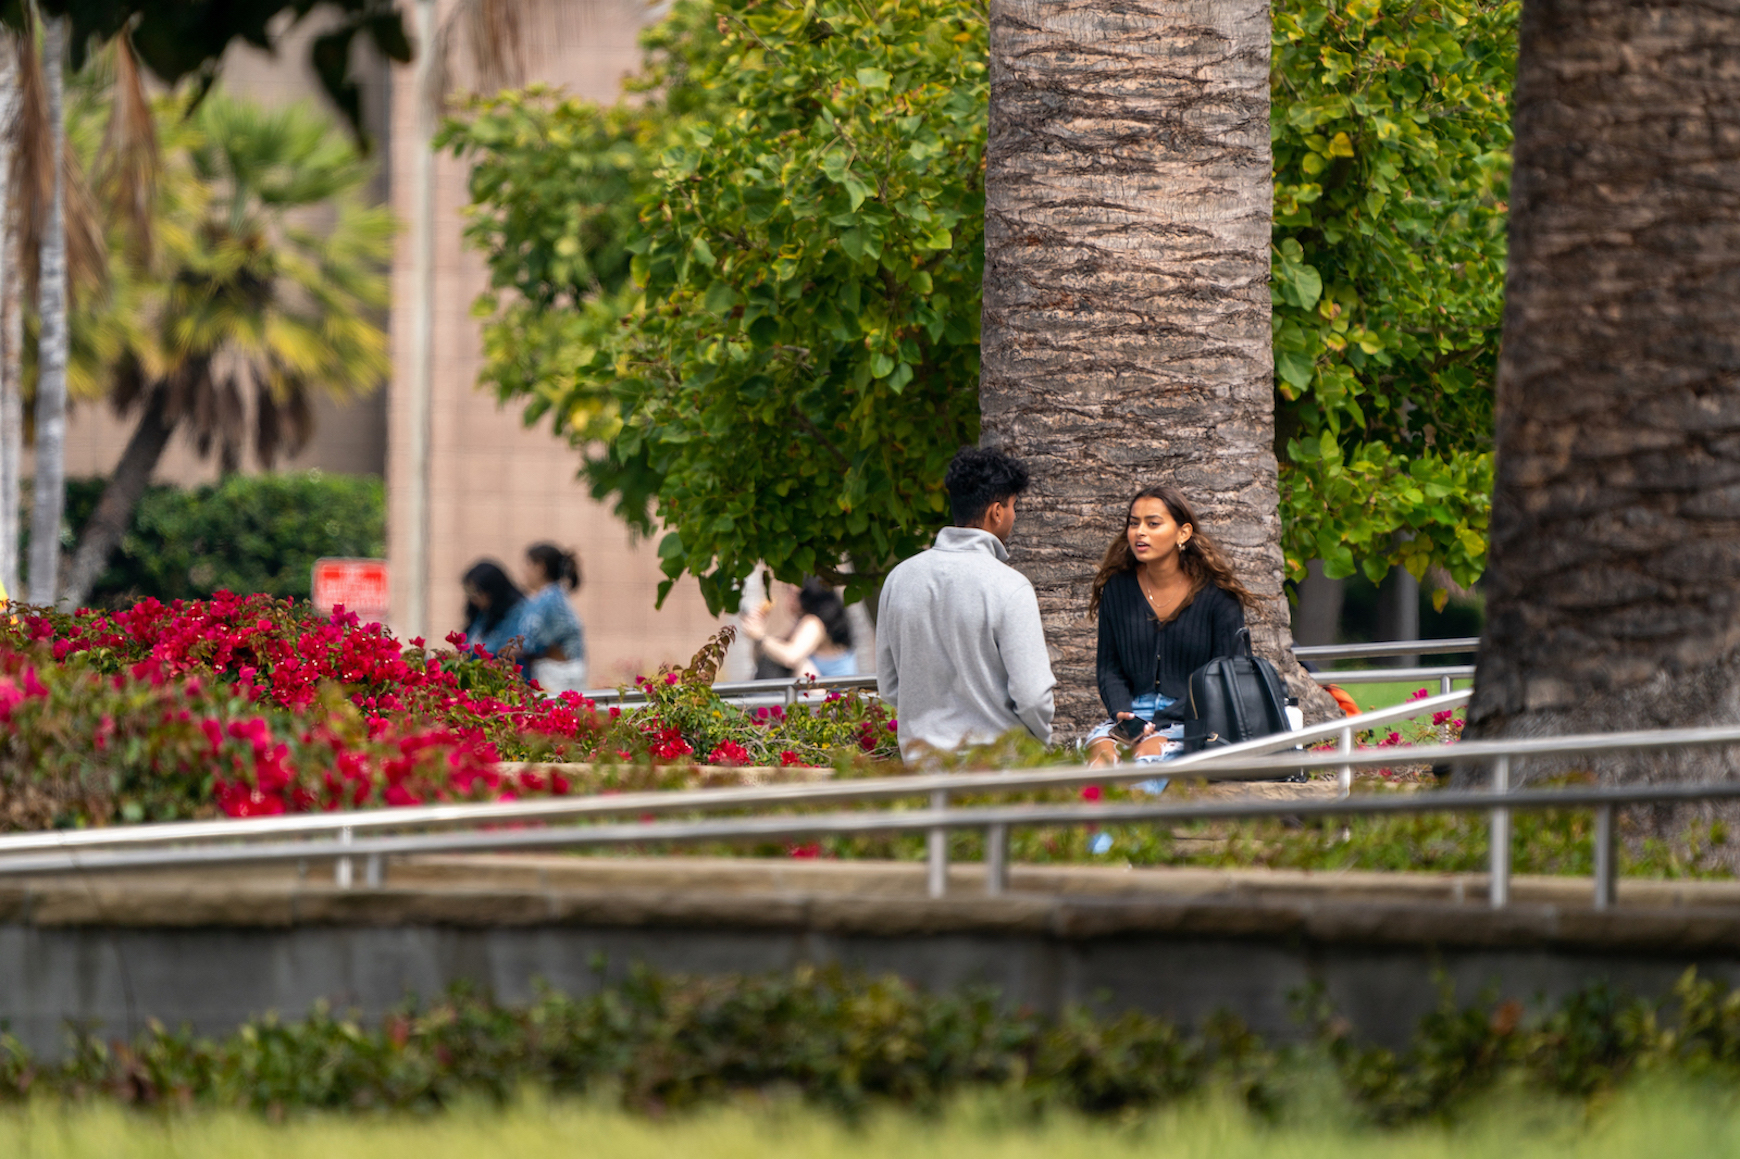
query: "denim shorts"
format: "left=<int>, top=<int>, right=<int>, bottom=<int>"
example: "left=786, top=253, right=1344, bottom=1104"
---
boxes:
left=1085, top=692, right=1186, bottom=762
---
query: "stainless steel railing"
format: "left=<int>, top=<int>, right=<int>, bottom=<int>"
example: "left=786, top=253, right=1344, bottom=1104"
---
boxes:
left=1295, top=637, right=1480, bottom=662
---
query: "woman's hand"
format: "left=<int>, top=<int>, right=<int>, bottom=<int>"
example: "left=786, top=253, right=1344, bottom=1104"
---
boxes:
left=1115, top=712, right=1155, bottom=737
left=740, top=602, right=769, bottom=642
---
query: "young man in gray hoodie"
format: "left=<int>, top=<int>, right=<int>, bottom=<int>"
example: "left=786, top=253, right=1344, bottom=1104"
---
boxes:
left=876, top=447, right=1056, bottom=762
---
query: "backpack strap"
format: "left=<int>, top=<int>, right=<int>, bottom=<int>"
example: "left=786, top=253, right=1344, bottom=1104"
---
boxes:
left=1222, top=660, right=1252, bottom=743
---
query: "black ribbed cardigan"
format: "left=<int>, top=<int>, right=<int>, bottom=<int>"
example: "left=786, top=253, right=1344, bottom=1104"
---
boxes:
left=1095, top=571, right=1247, bottom=721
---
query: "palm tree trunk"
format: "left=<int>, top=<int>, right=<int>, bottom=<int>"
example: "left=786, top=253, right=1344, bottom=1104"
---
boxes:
left=1465, top=0, right=1740, bottom=782
left=979, top=0, right=1335, bottom=732
left=61, top=384, right=175, bottom=609
left=28, top=14, right=65, bottom=608
left=0, top=35, right=19, bottom=602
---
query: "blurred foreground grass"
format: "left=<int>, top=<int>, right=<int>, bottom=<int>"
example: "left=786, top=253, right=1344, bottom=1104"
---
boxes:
left=4, top=1087, right=1740, bottom=1159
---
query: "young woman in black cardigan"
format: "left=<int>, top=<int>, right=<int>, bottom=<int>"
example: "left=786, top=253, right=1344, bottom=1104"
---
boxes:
left=1085, top=485, right=1255, bottom=767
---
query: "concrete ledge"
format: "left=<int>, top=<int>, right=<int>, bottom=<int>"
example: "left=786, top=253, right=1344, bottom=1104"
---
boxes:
left=5, top=857, right=1739, bottom=955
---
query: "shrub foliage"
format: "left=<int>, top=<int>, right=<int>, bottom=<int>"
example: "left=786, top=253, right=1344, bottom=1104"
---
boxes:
left=3, top=965, right=1740, bottom=1126
left=61, top=472, right=387, bottom=608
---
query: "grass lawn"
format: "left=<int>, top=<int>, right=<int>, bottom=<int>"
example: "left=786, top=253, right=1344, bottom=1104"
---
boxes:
left=1325, top=676, right=1474, bottom=715
left=3, top=1088, right=1737, bottom=1159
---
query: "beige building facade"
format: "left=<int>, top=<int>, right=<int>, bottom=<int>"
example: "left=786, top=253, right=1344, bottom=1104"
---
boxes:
left=58, top=0, right=738, bottom=686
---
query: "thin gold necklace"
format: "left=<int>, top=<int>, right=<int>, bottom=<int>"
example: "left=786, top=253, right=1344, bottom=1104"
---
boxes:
left=1136, top=569, right=1178, bottom=621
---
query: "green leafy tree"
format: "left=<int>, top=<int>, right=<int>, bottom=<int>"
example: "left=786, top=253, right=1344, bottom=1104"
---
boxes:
left=451, top=0, right=983, bottom=612
left=1271, top=0, right=1516, bottom=602
left=445, top=0, right=1515, bottom=613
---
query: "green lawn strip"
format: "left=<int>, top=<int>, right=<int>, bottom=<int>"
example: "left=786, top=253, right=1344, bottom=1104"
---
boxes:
left=3, top=1089, right=1739, bottom=1159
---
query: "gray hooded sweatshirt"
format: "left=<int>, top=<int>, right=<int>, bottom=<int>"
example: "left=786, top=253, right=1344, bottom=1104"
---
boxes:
left=876, top=527, right=1056, bottom=761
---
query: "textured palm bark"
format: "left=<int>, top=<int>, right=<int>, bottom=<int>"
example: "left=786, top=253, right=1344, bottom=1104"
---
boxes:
left=0, top=38, right=19, bottom=602
left=29, top=18, right=66, bottom=608
left=980, top=0, right=1332, bottom=734
left=1466, top=0, right=1740, bottom=783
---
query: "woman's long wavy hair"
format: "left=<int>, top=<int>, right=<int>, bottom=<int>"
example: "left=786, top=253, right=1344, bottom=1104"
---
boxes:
left=1088, top=485, right=1256, bottom=618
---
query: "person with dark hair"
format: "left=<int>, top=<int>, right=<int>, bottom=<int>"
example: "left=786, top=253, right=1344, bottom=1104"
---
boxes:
left=518, top=542, right=588, bottom=693
left=461, top=560, right=528, bottom=658
left=876, top=445, right=1055, bottom=761
left=1085, top=485, right=1252, bottom=768
left=741, top=578, right=857, bottom=677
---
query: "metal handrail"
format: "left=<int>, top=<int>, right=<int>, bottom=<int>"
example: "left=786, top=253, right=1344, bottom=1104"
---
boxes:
left=3, top=777, right=1735, bottom=915
left=1295, top=637, right=1480, bottom=661
left=1318, top=665, right=1473, bottom=686
left=0, top=692, right=1470, bottom=857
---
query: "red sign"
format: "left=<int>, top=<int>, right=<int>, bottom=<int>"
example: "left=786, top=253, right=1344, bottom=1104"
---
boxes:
left=311, top=558, right=390, bottom=623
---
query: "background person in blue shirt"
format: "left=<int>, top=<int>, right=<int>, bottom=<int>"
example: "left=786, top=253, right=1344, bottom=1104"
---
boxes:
left=518, top=543, right=588, bottom=692
left=461, top=560, right=528, bottom=658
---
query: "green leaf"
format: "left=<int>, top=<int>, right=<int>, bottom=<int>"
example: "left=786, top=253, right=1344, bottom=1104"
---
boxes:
left=1277, top=350, right=1316, bottom=390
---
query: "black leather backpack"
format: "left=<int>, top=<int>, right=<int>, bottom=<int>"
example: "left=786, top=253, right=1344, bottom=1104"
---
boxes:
left=1181, top=628, right=1292, bottom=753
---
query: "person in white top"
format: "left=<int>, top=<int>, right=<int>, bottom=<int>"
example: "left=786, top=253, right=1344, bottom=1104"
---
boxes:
left=876, top=447, right=1056, bottom=762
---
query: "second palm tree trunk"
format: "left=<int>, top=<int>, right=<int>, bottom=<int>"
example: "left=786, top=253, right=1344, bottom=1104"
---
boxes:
left=0, top=35, right=20, bottom=601
left=29, top=15, right=66, bottom=607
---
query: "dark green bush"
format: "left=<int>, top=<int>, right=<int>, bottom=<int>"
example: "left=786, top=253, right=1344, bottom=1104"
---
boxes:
left=59, top=472, right=384, bottom=607
left=4, top=964, right=1740, bottom=1125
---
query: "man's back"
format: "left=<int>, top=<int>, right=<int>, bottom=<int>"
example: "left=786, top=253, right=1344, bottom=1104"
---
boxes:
left=876, top=527, right=1056, bottom=761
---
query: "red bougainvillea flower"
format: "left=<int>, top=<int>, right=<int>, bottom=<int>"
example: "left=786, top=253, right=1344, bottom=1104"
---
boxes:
left=706, top=741, right=753, bottom=767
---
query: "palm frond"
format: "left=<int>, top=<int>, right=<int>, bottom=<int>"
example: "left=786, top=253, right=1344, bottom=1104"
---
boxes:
left=98, top=31, right=157, bottom=265
left=13, top=20, right=107, bottom=306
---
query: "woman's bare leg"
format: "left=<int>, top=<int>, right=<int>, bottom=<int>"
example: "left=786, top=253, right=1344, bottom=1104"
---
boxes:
left=1133, top=734, right=1168, bottom=761
left=1087, top=738, right=1121, bottom=766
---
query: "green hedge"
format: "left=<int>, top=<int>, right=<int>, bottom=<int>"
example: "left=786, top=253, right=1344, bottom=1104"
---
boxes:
left=60, top=472, right=385, bottom=607
left=6, top=965, right=1740, bottom=1124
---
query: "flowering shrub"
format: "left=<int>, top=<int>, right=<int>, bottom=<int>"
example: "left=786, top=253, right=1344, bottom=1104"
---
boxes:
left=0, top=595, right=897, bottom=829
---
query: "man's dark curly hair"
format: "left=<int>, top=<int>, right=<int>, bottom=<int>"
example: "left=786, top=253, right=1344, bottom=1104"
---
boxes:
left=945, top=445, right=1031, bottom=527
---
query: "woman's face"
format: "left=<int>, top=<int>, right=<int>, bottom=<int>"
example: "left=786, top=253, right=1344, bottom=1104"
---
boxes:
left=524, top=556, right=551, bottom=590
left=1127, top=497, right=1192, bottom=565
left=464, top=581, right=488, bottom=610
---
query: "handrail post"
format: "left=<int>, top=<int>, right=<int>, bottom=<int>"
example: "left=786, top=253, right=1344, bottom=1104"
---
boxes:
left=1489, top=755, right=1511, bottom=908
left=335, top=826, right=354, bottom=889
left=984, top=823, right=1008, bottom=896
left=1440, top=674, right=1453, bottom=696
left=364, top=853, right=384, bottom=889
left=1593, top=802, right=1617, bottom=910
left=927, top=789, right=948, bottom=898
left=1338, top=725, right=1354, bottom=798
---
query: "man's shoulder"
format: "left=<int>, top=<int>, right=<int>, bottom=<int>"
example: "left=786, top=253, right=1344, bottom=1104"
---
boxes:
left=883, top=544, right=1033, bottom=593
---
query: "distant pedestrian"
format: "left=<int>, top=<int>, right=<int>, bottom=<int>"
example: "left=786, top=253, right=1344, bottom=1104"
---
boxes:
left=742, top=578, right=857, bottom=678
left=1085, top=485, right=1252, bottom=768
left=876, top=446, right=1055, bottom=762
left=519, top=543, right=588, bottom=693
left=461, top=560, right=528, bottom=659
